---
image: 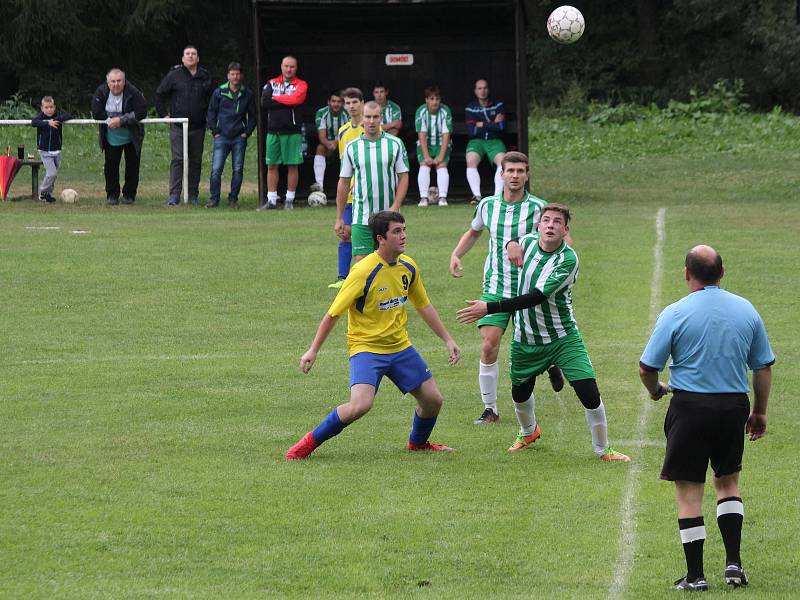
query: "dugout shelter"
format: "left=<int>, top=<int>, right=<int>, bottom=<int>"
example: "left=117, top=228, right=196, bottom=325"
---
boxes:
left=252, top=0, right=529, bottom=201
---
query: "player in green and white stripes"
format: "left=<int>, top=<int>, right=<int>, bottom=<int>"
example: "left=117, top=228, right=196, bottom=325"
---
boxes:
left=372, top=82, right=402, bottom=136
left=336, top=101, right=409, bottom=261
left=312, top=90, right=349, bottom=191
left=450, top=152, right=564, bottom=425
left=415, top=85, right=452, bottom=207
left=457, top=203, right=630, bottom=461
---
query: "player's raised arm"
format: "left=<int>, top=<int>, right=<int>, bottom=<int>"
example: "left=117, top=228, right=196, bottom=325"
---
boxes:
left=300, top=313, right=340, bottom=373
left=449, top=228, right=482, bottom=277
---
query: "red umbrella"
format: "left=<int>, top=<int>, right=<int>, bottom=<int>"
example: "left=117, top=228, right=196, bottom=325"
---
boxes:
left=0, top=155, right=22, bottom=201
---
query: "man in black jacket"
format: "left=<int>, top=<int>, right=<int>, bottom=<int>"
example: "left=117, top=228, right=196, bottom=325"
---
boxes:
left=155, top=45, right=214, bottom=205
left=91, top=69, right=147, bottom=205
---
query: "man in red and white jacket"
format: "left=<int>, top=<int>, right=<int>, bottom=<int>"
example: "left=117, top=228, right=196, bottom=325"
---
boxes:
left=259, top=55, right=308, bottom=210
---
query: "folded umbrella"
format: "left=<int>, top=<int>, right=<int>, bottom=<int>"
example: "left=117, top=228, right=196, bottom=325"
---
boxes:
left=0, top=154, right=22, bottom=201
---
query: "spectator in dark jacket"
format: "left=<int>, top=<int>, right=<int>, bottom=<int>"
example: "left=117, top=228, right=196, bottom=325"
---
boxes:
left=155, top=45, right=214, bottom=205
left=91, top=68, right=147, bottom=205
left=205, top=62, right=256, bottom=209
left=30, top=96, right=72, bottom=202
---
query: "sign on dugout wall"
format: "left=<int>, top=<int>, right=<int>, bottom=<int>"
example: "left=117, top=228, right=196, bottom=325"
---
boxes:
left=252, top=0, right=529, bottom=201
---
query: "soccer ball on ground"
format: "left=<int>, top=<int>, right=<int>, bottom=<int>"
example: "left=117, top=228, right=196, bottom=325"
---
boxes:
left=427, top=186, right=439, bottom=203
left=60, top=188, right=79, bottom=204
left=307, top=191, right=327, bottom=207
left=547, top=6, right=585, bottom=44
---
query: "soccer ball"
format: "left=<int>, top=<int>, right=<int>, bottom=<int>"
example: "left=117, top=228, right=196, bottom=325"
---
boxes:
left=307, top=191, right=327, bottom=207
left=427, top=186, right=439, bottom=203
left=547, top=6, right=585, bottom=44
left=60, top=188, right=79, bottom=204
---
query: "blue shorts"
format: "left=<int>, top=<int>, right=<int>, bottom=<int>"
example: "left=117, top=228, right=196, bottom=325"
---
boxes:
left=349, top=346, right=432, bottom=394
left=344, top=202, right=352, bottom=225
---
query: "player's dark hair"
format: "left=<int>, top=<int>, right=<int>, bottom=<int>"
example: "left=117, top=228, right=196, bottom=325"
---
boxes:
left=227, top=62, right=242, bottom=73
left=183, top=45, right=198, bottom=54
left=542, top=203, right=571, bottom=225
left=369, top=211, right=405, bottom=245
left=373, top=81, right=388, bottom=91
left=341, top=87, right=363, bottom=101
left=424, top=85, right=441, bottom=98
left=329, top=89, right=343, bottom=99
left=685, top=248, right=723, bottom=284
left=501, top=151, right=529, bottom=171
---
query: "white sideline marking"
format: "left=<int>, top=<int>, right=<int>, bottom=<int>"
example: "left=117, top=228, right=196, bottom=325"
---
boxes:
left=607, top=208, right=666, bottom=600
left=71, top=230, right=90, bottom=235
left=10, top=353, right=239, bottom=366
left=25, top=226, right=61, bottom=230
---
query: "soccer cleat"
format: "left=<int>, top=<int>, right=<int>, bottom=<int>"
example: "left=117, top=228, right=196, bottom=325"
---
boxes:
left=438, top=198, right=448, bottom=206
left=166, top=196, right=179, bottom=206
left=470, top=195, right=481, bottom=205
left=600, top=446, right=631, bottom=462
left=284, top=201, right=294, bottom=210
left=473, top=407, right=499, bottom=425
left=673, top=576, right=708, bottom=591
left=508, top=424, right=542, bottom=452
left=547, top=366, right=565, bottom=392
left=328, top=278, right=345, bottom=289
left=310, top=182, right=322, bottom=193
left=724, top=564, right=748, bottom=587
left=257, top=201, right=277, bottom=211
left=408, top=440, right=454, bottom=452
left=418, top=197, right=429, bottom=207
left=286, top=432, right=319, bottom=460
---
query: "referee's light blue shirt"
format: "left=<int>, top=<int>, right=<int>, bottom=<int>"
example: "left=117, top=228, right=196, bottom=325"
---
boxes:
left=640, top=286, right=775, bottom=393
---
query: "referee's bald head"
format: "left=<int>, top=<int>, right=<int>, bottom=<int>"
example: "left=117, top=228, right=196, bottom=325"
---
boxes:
left=685, top=245, right=724, bottom=285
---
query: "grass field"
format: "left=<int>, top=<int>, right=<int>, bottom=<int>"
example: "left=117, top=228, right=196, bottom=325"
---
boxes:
left=1, top=115, right=798, bottom=598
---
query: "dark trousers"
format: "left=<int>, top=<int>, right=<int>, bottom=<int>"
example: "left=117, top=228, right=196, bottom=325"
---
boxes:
left=169, top=124, right=205, bottom=199
left=104, top=142, right=140, bottom=200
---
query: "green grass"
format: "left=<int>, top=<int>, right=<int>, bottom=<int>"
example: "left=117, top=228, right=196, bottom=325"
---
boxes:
left=1, top=115, right=798, bottom=598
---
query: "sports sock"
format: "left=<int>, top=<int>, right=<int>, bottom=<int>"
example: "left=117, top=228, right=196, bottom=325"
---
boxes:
left=493, top=165, right=503, bottom=195
left=267, top=191, right=278, bottom=205
left=436, top=167, right=449, bottom=199
left=313, top=155, right=326, bottom=186
left=466, top=167, right=481, bottom=198
left=417, top=165, right=431, bottom=199
left=679, top=516, right=706, bottom=582
left=337, top=241, right=352, bottom=280
left=717, top=496, right=744, bottom=566
left=409, top=411, right=437, bottom=445
left=311, top=408, right=348, bottom=444
left=285, top=190, right=296, bottom=205
left=513, top=394, right=537, bottom=436
left=478, top=360, right=499, bottom=413
left=584, top=400, right=609, bottom=454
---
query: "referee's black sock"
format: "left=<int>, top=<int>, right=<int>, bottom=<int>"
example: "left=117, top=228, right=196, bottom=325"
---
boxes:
left=678, top=516, right=706, bottom=582
left=717, top=496, right=744, bottom=566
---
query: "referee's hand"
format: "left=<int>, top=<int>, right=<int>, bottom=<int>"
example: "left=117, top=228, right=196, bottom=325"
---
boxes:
left=746, top=413, right=767, bottom=441
left=649, top=382, right=669, bottom=401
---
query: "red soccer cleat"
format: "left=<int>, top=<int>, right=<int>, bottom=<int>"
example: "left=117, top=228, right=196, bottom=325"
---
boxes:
left=285, top=432, right=319, bottom=460
left=408, top=440, right=455, bottom=452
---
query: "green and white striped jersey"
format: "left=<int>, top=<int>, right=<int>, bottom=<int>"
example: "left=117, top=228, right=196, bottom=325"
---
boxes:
left=414, top=103, right=452, bottom=147
left=380, top=100, right=402, bottom=125
left=513, top=232, right=580, bottom=346
left=471, top=192, right=548, bottom=297
left=340, top=132, right=410, bottom=225
left=315, top=106, right=349, bottom=141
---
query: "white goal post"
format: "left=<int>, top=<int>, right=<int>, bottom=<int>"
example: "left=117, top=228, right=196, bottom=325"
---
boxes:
left=0, top=117, right=190, bottom=204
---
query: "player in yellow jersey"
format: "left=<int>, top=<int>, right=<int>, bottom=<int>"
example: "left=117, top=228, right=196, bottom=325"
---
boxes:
left=286, top=211, right=461, bottom=460
left=327, top=87, right=366, bottom=290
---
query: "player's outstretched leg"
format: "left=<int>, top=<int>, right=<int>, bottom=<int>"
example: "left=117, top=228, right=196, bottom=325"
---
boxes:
left=407, top=378, right=454, bottom=452
left=572, top=378, right=630, bottom=462
left=508, top=377, right=541, bottom=451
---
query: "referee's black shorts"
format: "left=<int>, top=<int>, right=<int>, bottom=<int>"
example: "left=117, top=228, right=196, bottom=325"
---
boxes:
left=660, top=390, right=750, bottom=483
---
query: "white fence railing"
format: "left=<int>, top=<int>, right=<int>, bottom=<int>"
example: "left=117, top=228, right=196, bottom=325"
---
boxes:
left=0, top=117, right=190, bottom=204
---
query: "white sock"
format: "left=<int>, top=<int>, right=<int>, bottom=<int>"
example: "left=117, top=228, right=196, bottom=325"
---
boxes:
left=478, top=360, right=498, bottom=412
left=285, top=191, right=296, bottom=205
left=417, top=165, right=431, bottom=199
left=585, top=400, right=609, bottom=455
left=313, top=155, right=326, bottom=186
left=436, top=167, right=449, bottom=198
left=514, top=394, right=537, bottom=436
left=267, top=191, right=278, bottom=204
left=493, top=165, right=503, bottom=195
left=466, top=167, right=481, bottom=198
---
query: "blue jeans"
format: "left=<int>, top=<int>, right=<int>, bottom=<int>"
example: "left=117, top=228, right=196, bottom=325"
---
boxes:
left=209, top=135, right=247, bottom=202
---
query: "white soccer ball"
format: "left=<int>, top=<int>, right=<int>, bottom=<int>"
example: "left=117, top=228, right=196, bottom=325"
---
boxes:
left=547, top=5, right=585, bottom=44
left=427, top=186, right=439, bottom=203
left=60, top=188, right=79, bottom=204
left=307, top=191, right=327, bottom=207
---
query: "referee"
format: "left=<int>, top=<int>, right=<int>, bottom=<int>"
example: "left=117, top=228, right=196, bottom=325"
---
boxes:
left=639, top=245, right=774, bottom=591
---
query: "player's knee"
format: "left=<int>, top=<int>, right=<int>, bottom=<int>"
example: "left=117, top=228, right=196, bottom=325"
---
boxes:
left=571, top=378, right=601, bottom=409
left=511, top=378, right=535, bottom=403
left=480, top=338, right=499, bottom=362
left=315, top=145, right=327, bottom=156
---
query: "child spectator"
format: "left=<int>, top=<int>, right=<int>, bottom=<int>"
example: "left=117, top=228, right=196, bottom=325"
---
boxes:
left=30, top=96, right=72, bottom=203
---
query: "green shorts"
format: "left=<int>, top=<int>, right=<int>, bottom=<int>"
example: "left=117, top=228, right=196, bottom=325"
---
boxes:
left=265, top=133, right=303, bottom=165
left=466, top=138, right=507, bottom=163
left=510, top=329, right=595, bottom=386
left=416, top=143, right=452, bottom=164
left=477, top=292, right=512, bottom=330
left=351, top=223, right=377, bottom=256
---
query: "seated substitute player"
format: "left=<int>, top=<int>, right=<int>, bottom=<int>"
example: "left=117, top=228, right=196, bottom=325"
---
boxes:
left=414, top=85, right=452, bottom=207
left=312, top=89, right=348, bottom=193
left=449, top=151, right=564, bottom=425
left=372, top=81, right=402, bottom=136
left=456, top=203, right=630, bottom=461
left=286, top=210, right=461, bottom=460
left=335, top=101, right=409, bottom=264
left=465, top=78, right=506, bottom=203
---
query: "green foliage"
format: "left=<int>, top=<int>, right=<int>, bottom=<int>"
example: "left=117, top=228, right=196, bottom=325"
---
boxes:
left=0, top=92, right=36, bottom=119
